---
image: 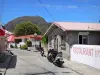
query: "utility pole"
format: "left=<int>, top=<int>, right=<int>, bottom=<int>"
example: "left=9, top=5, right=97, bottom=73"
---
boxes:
left=24, top=27, right=27, bottom=42
left=34, top=33, right=37, bottom=50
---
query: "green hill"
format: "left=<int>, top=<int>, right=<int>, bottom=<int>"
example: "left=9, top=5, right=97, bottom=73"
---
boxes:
left=4, top=16, right=51, bottom=34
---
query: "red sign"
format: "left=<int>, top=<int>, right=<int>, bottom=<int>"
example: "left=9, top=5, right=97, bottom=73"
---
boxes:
left=0, top=28, right=5, bottom=36
left=72, top=47, right=94, bottom=57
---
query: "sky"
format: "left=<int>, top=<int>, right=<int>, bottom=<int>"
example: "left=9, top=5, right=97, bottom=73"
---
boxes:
left=0, top=0, right=100, bottom=25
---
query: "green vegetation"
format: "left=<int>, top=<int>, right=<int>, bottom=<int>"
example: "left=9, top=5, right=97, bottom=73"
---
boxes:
left=14, top=21, right=40, bottom=36
left=10, top=44, right=18, bottom=48
left=41, top=35, right=48, bottom=45
left=20, top=44, right=28, bottom=50
left=26, top=40, right=32, bottom=47
left=10, top=45, right=14, bottom=48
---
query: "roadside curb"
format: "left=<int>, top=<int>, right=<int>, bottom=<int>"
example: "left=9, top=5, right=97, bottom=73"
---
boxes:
left=43, top=51, right=83, bottom=75
left=62, top=58, right=100, bottom=75
left=63, top=62, right=83, bottom=75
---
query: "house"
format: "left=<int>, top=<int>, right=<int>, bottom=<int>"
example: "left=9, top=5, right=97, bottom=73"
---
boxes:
left=7, top=34, right=42, bottom=48
left=44, top=22, right=100, bottom=60
left=14, top=34, right=42, bottom=48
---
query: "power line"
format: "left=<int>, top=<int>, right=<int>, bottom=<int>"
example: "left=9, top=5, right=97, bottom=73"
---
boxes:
left=37, top=0, right=56, bottom=22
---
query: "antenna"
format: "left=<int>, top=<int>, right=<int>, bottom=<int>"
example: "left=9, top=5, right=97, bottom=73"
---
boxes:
left=99, top=16, right=100, bottom=23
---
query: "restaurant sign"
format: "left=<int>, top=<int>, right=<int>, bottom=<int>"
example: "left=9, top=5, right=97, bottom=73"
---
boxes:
left=71, top=44, right=100, bottom=69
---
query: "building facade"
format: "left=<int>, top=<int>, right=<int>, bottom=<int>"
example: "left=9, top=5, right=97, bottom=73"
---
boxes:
left=45, top=22, right=100, bottom=60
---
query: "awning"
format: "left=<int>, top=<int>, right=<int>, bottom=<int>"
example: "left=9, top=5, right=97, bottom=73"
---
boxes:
left=15, top=35, right=42, bottom=40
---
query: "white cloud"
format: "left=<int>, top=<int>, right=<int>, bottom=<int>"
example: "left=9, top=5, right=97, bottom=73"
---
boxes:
left=91, top=6, right=100, bottom=8
left=36, top=4, right=100, bottom=9
left=64, top=5, right=78, bottom=8
left=36, top=4, right=78, bottom=9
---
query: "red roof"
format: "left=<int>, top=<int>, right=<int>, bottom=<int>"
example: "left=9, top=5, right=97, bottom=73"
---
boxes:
left=15, top=35, right=42, bottom=40
left=53, top=22, right=100, bottom=31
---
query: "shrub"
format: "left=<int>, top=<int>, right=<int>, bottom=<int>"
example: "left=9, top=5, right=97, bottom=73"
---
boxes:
left=15, top=44, right=17, bottom=48
left=20, top=44, right=28, bottom=50
left=26, top=40, right=32, bottom=47
left=10, top=45, right=14, bottom=48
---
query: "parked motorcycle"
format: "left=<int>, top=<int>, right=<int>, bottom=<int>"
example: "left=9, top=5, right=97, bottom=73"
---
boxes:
left=36, top=45, right=40, bottom=51
left=40, top=47, right=44, bottom=56
left=53, top=52, right=64, bottom=67
left=47, top=49, right=64, bottom=67
left=47, top=49, right=58, bottom=62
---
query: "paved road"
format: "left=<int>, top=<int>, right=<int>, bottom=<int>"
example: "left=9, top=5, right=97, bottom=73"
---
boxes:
left=5, top=49, right=80, bottom=75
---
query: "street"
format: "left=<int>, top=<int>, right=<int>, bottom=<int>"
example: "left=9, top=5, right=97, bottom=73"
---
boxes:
left=5, top=49, right=80, bottom=75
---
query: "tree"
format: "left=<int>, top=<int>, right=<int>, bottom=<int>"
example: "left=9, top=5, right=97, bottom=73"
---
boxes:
left=26, top=40, right=32, bottom=47
left=14, top=21, right=41, bottom=36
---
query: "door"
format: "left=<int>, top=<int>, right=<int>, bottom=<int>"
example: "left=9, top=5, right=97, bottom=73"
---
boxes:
left=54, top=37, right=58, bottom=51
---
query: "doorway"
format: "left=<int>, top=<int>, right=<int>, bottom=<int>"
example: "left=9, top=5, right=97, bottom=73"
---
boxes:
left=54, top=37, right=58, bottom=52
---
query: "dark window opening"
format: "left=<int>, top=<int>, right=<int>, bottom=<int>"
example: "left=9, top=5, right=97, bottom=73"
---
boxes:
left=79, top=35, right=82, bottom=44
left=79, top=35, right=88, bottom=44
left=83, top=35, right=88, bottom=44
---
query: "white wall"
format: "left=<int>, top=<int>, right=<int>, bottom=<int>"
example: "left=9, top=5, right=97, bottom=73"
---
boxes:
left=71, top=44, right=100, bottom=69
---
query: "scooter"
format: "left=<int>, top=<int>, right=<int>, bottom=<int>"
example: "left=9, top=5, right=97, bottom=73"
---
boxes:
left=47, top=49, right=58, bottom=62
left=53, top=52, right=64, bottom=67
left=47, top=50, right=64, bottom=67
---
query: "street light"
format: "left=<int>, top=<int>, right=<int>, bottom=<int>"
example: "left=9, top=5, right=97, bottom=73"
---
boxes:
left=34, top=33, right=37, bottom=50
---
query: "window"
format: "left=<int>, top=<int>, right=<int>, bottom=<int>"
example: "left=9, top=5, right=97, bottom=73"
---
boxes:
left=78, top=35, right=88, bottom=44
left=79, top=35, right=82, bottom=44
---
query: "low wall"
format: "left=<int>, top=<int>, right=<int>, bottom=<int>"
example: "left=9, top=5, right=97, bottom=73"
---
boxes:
left=71, top=44, right=100, bottom=69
